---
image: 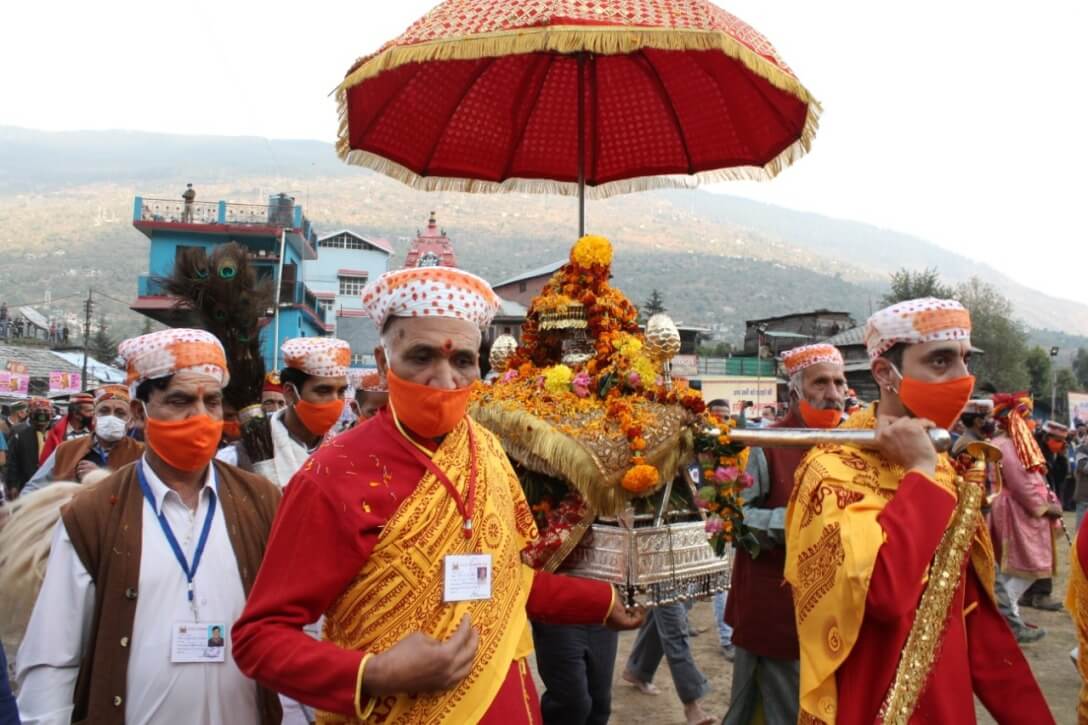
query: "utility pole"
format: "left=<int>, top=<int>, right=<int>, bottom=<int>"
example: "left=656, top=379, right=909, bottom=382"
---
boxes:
left=1050, top=346, right=1060, bottom=419
left=81, top=289, right=94, bottom=392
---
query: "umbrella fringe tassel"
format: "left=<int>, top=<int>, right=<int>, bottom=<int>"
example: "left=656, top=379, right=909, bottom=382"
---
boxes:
left=334, top=99, right=819, bottom=199
left=338, top=26, right=817, bottom=108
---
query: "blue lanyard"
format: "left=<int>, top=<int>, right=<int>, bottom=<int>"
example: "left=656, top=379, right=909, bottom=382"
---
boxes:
left=136, top=462, right=216, bottom=603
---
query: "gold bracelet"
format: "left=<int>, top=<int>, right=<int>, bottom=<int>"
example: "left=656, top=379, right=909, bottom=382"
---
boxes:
left=354, top=652, right=376, bottom=721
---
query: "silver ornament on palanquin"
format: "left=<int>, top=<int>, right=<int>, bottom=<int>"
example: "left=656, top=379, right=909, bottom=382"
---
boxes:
left=489, top=334, right=519, bottom=372
left=644, top=313, right=681, bottom=365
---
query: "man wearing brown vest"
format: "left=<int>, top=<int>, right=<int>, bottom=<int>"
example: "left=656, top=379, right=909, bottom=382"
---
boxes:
left=22, top=385, right=143, bottom=493
left=723, top=343, right=846, bottom=725
left=16, top=329, right=282, bottom=725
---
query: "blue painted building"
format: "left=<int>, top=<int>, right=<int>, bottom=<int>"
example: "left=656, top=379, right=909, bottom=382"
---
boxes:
left=130, top=191, right=331, bottom=370
left=302, top=230, right=393, bottom=367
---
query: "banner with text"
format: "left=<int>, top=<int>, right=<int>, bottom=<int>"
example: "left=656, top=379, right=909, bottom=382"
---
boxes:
left=49, top=371, right=82, bottom=395
left=1070, top=392, right=1088, bottom=427
left=696, top=376, right=777, bottom=414
left=0, top=371, right=30, bottom=398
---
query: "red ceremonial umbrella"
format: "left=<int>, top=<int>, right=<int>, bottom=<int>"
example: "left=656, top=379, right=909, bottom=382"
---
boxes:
left=336, top=0, right=819, bottom=234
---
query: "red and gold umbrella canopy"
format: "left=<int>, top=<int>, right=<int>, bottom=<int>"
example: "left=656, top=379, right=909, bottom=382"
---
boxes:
left=337, top=0, right=819, bottom=200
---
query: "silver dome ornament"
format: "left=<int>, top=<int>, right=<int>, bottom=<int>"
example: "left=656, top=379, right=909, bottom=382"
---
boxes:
left=489, top=334, right=519, bottom=373
left=645, top=313, right=681, bottom=389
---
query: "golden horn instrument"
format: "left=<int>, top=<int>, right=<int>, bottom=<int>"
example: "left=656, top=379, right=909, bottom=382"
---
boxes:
left=726, top=427, right=953, bottom=453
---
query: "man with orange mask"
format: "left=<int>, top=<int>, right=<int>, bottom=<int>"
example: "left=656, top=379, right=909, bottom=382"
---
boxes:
left=16, top=329, right=282, bottom=724
left=239, top=337, right=350, bottom=488
left=723, top=343, right=845, bottom=725
left=233, top=266, right=642, bottom=723
left=354, top=371, right=388, bottom=420
left=784, top=298, right=1052, bottom=724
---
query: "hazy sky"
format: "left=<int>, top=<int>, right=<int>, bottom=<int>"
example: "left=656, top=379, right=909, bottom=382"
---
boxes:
left=3, top=1, right=1085, bottom=304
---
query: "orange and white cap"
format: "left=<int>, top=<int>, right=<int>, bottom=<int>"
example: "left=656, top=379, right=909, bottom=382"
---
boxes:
left=360, top=267, right=501, bottom=330
left=281, top=337, right=351, bottom=378
left=94, top=384, right=130, bottom=404
left=357, top=371, right=387, bottom=392
left=118, top=329, right=229, bottom=395
left=781, top=344, right=843, bottom=377
left=864, top=297, right=971, bottom=360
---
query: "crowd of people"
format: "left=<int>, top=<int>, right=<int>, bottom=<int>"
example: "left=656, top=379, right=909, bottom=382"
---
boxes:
left=0, top=275, right=1085, bottom=724
left=0, top=303, right=70, bottom=344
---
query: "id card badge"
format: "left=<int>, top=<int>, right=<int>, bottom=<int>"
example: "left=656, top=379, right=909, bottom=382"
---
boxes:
left=443, top=554, right=492, bottom=602
left=171, top=622, right=227, bottom=663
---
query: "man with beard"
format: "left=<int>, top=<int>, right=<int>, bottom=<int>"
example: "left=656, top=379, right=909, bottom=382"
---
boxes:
left=784, top=298, right=1050, bottom=724
left=6, top=398, right=53, bottom=497
left=723, top=344, right=846, bottom=725
left=38, top=392, right=95, bottom=464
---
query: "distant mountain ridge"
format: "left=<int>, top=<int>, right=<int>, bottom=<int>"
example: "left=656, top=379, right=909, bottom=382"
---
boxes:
left=0, top=126, right=1085, bottom=341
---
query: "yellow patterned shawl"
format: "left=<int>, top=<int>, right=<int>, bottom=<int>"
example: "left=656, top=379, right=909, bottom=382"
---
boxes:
left=1066, top=532, right=1088, bottom=724
left=783, top=404, right=995, bottom=724
left=318, top=418, right=538, bottom=724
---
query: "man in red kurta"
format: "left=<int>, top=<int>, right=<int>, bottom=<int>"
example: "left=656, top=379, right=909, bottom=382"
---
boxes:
left=784, top=298, right=1052, bottom=724
left=233, top=267, right=640, bottom=723
left=725, top=343, right=846, bottom=724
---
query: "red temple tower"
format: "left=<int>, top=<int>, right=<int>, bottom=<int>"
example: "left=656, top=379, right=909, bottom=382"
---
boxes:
left=403, top=211, right=458, bottom=268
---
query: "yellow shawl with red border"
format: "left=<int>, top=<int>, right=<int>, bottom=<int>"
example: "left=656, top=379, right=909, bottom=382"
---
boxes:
left=317, top=418, right=538, bottom=724
left=784, top=404, right=995, bottom=724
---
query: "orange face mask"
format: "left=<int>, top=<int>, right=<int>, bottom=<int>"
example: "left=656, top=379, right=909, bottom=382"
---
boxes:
left=144, top=414, right=223, bottom=472
left=289, top=386, right=344, bottom=437
left=896, top=370, right=976, bottom=431
left=1046, top=438, right=1065, bottom=454
left=221, top=419, right=241, bottom=441
left=386, top=367, right=472, bottom=439
left=799, top=399, right=842, bottom=429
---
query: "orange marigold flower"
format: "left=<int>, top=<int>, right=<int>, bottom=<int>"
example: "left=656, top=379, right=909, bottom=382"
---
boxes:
left=621, top=464, right=659, bottom=493
left=630, top=437, right=647, bottom=451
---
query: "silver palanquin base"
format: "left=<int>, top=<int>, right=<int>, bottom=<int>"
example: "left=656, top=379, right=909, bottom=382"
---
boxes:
left=561, top=520, right=733, bottom=608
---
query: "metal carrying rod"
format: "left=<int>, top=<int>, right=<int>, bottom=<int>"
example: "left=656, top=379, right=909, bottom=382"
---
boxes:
left=726, top=427, right=953, bottom=454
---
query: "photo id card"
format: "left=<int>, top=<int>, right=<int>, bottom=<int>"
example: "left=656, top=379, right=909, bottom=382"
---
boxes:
left=171, top=622, right=227, bottom=663
left=443, top=553, right=492, bottom=602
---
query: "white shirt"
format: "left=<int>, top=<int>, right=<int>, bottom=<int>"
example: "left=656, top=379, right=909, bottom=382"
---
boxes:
left=16, top=457, right=258, bottom=725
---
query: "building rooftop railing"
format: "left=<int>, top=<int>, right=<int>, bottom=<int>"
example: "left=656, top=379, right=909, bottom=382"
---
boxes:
left=134, top=196, right=317, bottom=245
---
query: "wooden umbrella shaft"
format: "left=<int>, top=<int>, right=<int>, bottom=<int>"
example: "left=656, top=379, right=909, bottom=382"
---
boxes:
left=577, top=51, right=586, bottom=237
left=727, top=427, right=953, bottom=453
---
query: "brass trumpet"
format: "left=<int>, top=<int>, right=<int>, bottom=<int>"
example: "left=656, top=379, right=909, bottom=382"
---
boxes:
left=726, top=427, right=953, bottom=453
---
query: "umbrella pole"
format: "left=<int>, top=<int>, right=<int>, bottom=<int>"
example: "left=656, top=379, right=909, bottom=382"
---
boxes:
left=577, top=52, right=586, bottom=238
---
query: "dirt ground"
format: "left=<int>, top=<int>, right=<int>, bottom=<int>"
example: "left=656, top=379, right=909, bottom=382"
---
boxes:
left=532, top=512, right=1082, bottom=724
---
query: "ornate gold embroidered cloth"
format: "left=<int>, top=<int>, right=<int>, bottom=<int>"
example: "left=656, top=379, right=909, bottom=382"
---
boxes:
left=317, top=419, right=538, bottom=724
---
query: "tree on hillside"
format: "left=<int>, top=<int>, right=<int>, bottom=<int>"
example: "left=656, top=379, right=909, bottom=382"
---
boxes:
left=642, top=289, right=666, bottom=317
left=1056, top=368, right=1078, bottom=418
left=882, top=267, right=955, bottom=306
left=1074, top=348, right=1088, bottom=390
left=954, top=277, right=1029, bottom=392
left=1025, top=346, right=1052, bottom=401
left=90, top=315, right=117, bottom=363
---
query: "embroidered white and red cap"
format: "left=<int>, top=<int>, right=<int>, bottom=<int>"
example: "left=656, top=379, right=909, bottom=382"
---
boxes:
left=360, top=267, right=501, bottom=330
left=281, top=337, right=351, bottom=378
left=118, top=329, right=229, bottom=395
left=864, top=297, right=972, bottom=360
left=781, top=343, right=844, bottom=377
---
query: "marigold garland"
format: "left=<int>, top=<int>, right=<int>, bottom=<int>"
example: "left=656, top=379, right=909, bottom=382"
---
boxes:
left=693, top=414, right=755, bottom=555
left=479, top=232, right=744, bottom=538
